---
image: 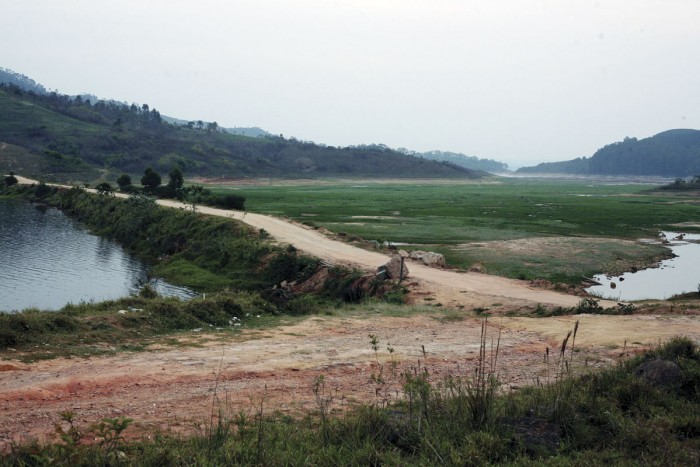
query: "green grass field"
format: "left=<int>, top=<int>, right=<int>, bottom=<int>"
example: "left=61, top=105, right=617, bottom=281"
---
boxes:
left=211, top=179, right=700, bottom=283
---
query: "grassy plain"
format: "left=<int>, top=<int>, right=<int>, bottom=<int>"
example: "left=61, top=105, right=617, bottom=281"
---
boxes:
left=209, top=178, right=700, bottom=283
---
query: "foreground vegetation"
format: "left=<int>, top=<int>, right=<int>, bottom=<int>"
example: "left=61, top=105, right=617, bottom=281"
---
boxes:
left=4, top=334, right=698, bottom=465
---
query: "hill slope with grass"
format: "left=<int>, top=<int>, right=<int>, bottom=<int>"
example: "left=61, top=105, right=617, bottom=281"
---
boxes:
left=0, top=82, right=481, bottom=182
left=517, top=129, right=700, bottom=177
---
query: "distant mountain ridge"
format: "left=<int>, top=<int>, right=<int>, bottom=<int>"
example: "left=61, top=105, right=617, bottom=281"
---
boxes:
left=517, top=129, right=700, bottom=177
left=0, top=70, right=481, bottom=181
left=397, top=148, right=509, bottom=172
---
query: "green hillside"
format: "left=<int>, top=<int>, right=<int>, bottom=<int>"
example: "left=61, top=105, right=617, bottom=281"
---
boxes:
left=517, top=129, right=700, bottom=177
left=0, top=84, right=480, bottom=182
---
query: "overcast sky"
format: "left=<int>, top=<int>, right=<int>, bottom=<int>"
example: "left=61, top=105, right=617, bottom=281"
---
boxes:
left=3, top=0, right=699, bottom=168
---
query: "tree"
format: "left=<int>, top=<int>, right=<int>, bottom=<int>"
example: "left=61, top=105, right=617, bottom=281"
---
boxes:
left=4, top=172, right=18, bottom=186
left=167, top=167, right=184, bottom=190
left=116, top=173, right=132, bottom=191
left=140, top=167, right=161, bottom=192
left=95, top=182, right=113, bottom=195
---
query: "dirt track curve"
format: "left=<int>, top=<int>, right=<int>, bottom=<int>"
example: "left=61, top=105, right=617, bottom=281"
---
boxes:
left=161, top=198, right=610, bottom=310
left=16, top=175, right=605, bottom=308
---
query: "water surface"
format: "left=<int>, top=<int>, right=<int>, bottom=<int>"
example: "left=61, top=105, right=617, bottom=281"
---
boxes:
left=587, top=232, right=700, bottom=301
left=0, top=199, right=194, bottom=312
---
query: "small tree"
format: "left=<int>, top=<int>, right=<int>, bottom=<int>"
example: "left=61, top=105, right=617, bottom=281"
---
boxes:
left=116, top=173, right=132, bottom=191
left=95, top=182, right=113, bottom=195
left=140, top=167, right=161, bottom=193
left=167, top=167, right=184, bottom=190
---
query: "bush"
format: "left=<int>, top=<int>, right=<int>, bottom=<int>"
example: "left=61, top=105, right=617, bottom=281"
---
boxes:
left=3, top=172, right=18, bottom=186
left=209, top=194, right=246, bottom=210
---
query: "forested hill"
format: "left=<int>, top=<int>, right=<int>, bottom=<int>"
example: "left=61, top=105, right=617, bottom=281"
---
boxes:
left=0, top=68, right=48, bottom=95
left=396, top=148, right=509, bottom=172
left=517, top=130, right=700, bottom=177
left=0, top=83, right=480, bottom=182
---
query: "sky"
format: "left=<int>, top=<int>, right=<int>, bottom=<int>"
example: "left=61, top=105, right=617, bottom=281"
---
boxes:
left=2, top=0, right=699, bottom=168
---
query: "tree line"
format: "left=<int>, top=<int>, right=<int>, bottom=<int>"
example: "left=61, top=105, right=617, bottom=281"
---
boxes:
left=95, top=167, right=246, bottom=210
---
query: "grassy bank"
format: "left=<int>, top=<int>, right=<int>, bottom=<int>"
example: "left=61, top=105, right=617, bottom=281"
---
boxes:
left=217, top=179, right=697, bottom=283
left=5, top=335, right=698, bottom=465
left=0, top=184, right=400, bottom=356
left=0, top=291, right=292, bottom=361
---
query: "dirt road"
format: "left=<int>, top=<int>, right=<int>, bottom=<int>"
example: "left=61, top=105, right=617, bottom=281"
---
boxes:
left=161, top=200, right=604, bottom=309
left=2, top=312, right=698, bottom=448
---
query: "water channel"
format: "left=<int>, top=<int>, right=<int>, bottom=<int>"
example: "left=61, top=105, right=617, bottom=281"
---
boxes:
left=0, top=198, right=195, bottom=312
left=586, top=232, right=700, bottom=301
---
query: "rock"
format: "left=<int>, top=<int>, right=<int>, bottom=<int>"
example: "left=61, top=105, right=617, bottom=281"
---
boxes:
left=610, top=282, right=617, bottom=289
left=409, top=250, right=427, bottom=261
left=382, top=255, right=409, bottom=280
left=469, top=262, right=484, bottom=273
left=375, top=265, right=389, bottom=281
left=420, top=251, right=446, bottom=268
left=409, top=250, right=446, bottom=268
left=635, top=358, right=681, bottom=388
left=398, top=249, right=409, bottom=258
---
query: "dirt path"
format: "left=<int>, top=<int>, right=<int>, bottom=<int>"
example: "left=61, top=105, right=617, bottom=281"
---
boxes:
left=2, top=312, right=698, bottom=448
left=158, top=199, right=606, bottom=309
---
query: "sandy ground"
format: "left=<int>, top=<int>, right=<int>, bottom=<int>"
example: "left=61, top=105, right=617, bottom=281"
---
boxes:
left=2, top=312, right=698, bottom=449
left=3, top=177, right=698, bottom=448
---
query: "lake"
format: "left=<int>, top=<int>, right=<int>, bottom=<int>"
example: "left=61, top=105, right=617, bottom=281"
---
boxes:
left=586, top=232, right=700, bottom=301
left=0, top=198, right=195, bottom=312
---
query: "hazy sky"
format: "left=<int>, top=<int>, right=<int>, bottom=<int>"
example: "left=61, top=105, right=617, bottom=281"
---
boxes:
left=3, top=1, right=699, bottom=168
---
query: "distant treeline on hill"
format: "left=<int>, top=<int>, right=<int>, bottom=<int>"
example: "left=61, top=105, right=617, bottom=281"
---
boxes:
left=396, top=148, right=509, bottom=172
left=517, top=129, right=700, bottom=177
left=0, top=80, right=481, bottom=182
left=0, top=68, right=48, bottom=95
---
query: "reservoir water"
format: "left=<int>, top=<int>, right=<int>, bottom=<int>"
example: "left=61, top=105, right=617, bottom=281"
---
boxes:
left=586, top=232, right=700, bottom=301
left=0, top=198, right=195, bottom=312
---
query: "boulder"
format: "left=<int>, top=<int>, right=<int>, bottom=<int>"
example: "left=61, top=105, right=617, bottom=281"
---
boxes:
left=398, top=249, right=410, bottom=258
left=421, top=251, right=446, bottom=268
left=409, top=250, right=445, bottom=268
left=409, top=250, right=427, bottom=261
left=375, top=266, right=389, bottom=281
left=469, top=262, right=484, bottom=273
left=382, top=255, right=409, bottom=280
